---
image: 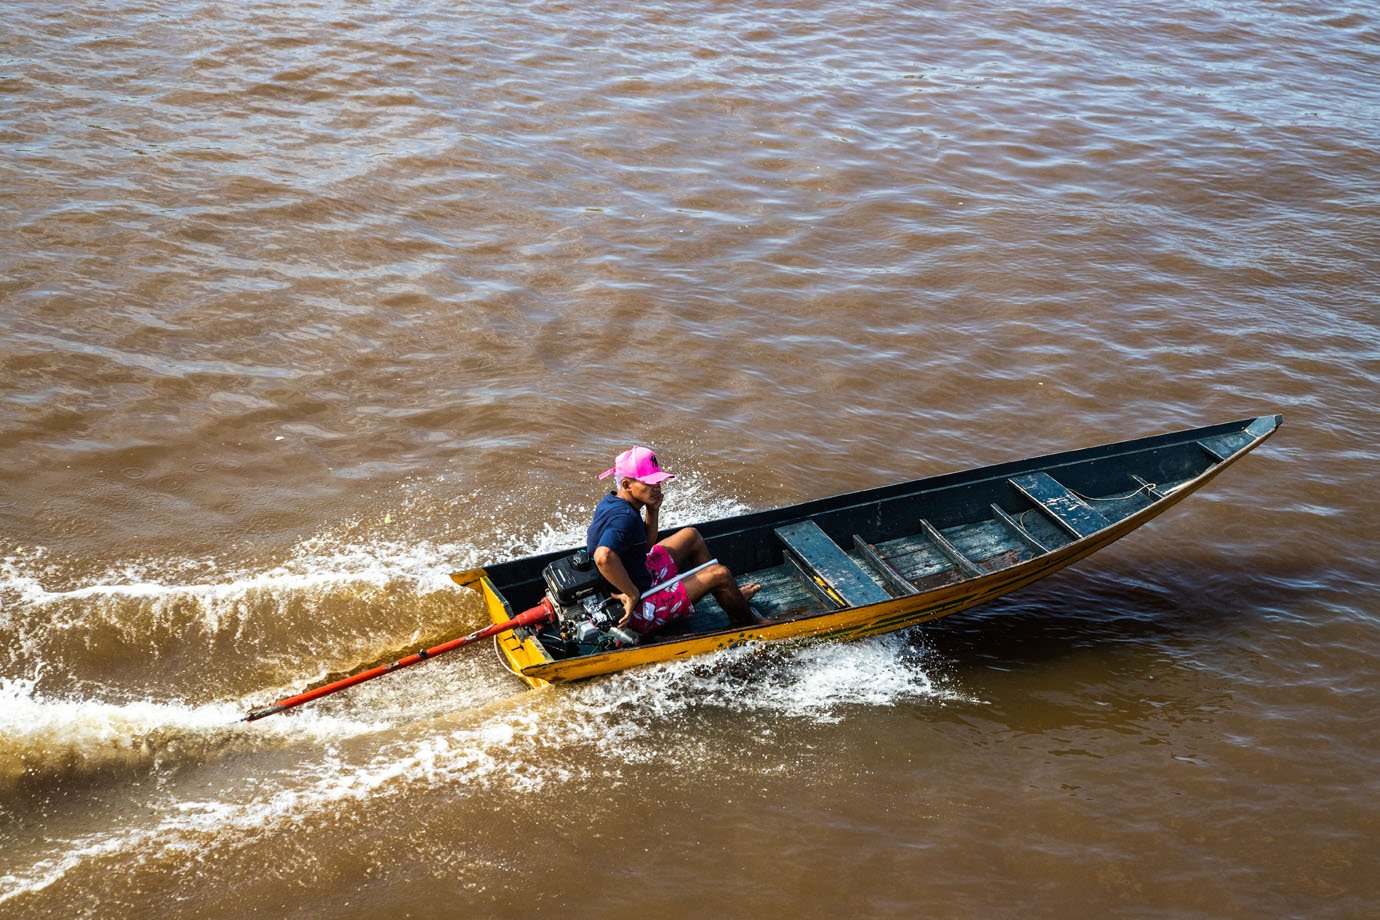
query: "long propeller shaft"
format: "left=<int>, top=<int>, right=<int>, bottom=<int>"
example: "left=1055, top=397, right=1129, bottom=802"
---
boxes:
left=243, top=599, right=555, bottom=722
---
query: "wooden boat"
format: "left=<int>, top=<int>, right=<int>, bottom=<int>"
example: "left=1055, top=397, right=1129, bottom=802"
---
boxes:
left=451, top=415, right=1281, bottom=689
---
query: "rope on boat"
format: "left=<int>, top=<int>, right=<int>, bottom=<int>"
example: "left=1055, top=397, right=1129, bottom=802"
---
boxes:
left=1068, top=482, right=1159, bottom=503
left=1011, top=482, right=1161, bottom=533
left=494, top=635, right=525, bottom=678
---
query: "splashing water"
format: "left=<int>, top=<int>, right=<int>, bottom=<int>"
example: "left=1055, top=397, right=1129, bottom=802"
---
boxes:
left=0, top=481, right=967, bottom=905
left=1, top=626, right=963, bottom=905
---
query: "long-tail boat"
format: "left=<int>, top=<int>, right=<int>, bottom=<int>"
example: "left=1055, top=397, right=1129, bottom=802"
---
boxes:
left=244, top=415, right=1281, bottom=721
left=452, top=415, right=1281, bottom=689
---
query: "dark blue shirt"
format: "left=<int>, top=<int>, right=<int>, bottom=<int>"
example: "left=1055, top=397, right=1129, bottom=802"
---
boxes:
left=587, top=492, right=652, bottom=593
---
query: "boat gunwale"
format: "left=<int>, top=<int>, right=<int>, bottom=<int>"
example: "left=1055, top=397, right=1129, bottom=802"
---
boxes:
left=468, top=415, right=1280, bottom=610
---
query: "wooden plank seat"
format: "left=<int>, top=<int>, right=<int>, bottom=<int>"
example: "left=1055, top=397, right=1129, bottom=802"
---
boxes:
left=1008, top=471, right=1109, bottom=539
left=775, top=520, right=893, bottom=609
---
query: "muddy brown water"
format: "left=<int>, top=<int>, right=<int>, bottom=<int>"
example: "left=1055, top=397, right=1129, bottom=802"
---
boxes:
left=3, top=1, right=1379, bottom=917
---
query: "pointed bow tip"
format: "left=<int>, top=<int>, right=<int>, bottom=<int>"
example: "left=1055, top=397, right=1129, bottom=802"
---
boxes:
left=1248, top=414, right=1284, bottom=438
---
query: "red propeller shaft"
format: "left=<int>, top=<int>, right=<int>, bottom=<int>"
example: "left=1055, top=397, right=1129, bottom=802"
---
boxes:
left=244, top=599, right=554, bottom=722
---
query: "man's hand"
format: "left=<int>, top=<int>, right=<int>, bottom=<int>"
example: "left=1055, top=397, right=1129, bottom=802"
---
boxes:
left=594, top=546, right=643, bottom=627
left=614, top=591, right=640, bottom=627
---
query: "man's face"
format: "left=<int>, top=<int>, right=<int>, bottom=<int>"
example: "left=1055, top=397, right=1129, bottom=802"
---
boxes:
left=625, top=478, right=662, bottom=504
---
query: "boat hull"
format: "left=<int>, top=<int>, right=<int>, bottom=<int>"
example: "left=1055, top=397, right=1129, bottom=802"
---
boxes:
left=453, top=415, right=1281, bottom=687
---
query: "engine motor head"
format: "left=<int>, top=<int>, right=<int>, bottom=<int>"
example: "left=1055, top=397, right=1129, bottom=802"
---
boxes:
left=540, top=553, right=639, bottom=650
left=542, top=549, right=603, bottom=605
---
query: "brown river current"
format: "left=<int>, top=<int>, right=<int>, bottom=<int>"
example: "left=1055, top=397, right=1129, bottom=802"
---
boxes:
left=3, top=1, right=1379, bottom=917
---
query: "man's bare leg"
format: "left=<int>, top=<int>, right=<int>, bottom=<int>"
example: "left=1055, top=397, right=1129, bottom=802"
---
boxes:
left=656, top=527, right=712, bottom=570
left=657, top=527, right=766, bottom=625
left=680, top=565, right=765, bottom=627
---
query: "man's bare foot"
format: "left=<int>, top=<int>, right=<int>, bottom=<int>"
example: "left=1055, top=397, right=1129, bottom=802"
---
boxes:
left=734, top=608, right=772, bottom=627
left=741, top=584, right=772, bottom=626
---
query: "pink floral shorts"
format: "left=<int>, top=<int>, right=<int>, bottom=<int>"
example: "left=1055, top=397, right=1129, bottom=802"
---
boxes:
left=627, top=545, right=692, bottom=634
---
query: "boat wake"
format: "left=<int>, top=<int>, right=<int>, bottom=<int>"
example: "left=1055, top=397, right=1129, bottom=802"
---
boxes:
left=2, top=627, right=965, bottom=904
left=0, top=485, right=969, bottom=905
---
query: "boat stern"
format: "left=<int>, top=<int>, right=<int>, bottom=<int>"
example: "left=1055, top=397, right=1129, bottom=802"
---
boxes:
left=450, top=568, right=553, bottom=689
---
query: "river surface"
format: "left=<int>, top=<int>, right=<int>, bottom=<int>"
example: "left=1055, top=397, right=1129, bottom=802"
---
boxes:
left=3, top=1, right=1379, bottom=917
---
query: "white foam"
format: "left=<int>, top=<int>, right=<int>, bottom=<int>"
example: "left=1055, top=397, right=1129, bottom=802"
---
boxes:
left=0, top=478, right=748, bottom=617
left=0, top=671, right=385, bottom=796
left=576, top=632, right=969, bottom=725
left=3, top=547, right=418, bottom=609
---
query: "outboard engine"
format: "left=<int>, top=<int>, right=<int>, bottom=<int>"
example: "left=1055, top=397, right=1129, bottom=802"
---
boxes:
left=540, top=551, right=640, bottom=653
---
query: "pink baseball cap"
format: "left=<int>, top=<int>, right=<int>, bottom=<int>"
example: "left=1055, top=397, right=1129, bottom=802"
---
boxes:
left=599, top=446, right=675, bottom=485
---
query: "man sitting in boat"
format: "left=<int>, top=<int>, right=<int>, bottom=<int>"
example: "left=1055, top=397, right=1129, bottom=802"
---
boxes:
left=588, top=446, right=766, bottom=636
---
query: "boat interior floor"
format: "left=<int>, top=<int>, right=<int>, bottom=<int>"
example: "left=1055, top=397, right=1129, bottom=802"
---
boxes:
left=650, top=473, right=1193, bottom=643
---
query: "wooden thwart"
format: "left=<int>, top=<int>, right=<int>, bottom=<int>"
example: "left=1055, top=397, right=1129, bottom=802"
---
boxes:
left=1199, top=430, right=1255, bottom=461
left=852, top=535, right=918, bottom=596
left=989, top=503, right=1053, bottom=554
left=1197, top=440, right=1231, bottom=462
left=775, top=520, right=893, bottom=609
left=1008, top=471, right=1109, bottom=539
left=917, top=519, right=985, bottom=578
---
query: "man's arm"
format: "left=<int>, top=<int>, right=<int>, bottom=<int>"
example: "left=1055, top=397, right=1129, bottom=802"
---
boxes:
left=643, top=507, right=659, bottom=548
left=593, top=546, right=641, bottom=625
left=643, top=492, right=662, bottom=547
